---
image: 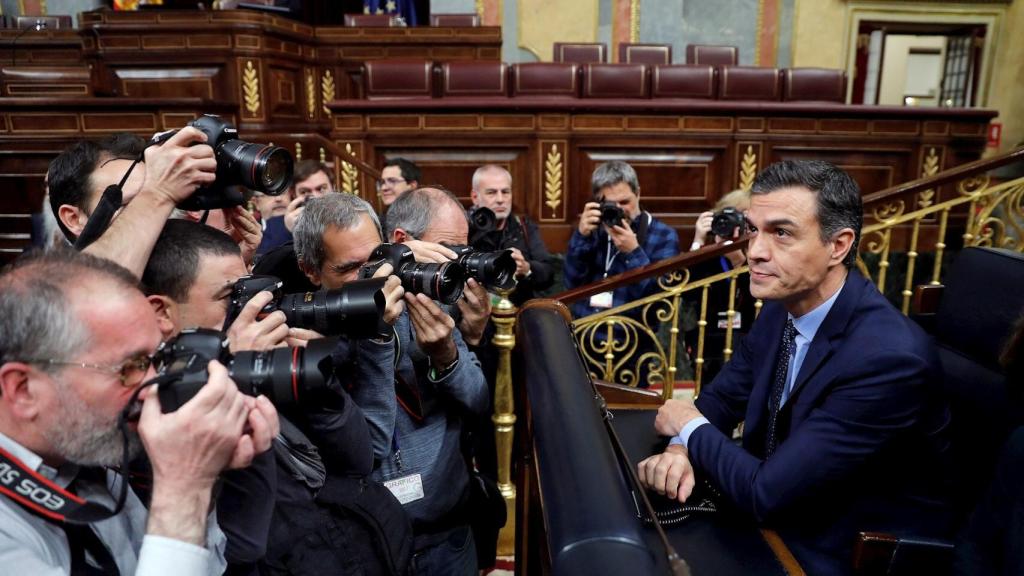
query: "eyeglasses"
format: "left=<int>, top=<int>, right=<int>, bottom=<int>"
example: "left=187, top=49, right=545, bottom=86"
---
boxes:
left=25, top=354, right=155, bottom=388
left=376, top=177, right=407, bottom=189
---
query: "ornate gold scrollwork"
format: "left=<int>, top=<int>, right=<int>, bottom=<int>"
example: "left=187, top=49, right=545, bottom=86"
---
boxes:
left=544, top=144, right=562, bottom=217
left=340, top=143, right=359, bottom=195
left=242, top=61, right=261, bottom=116
left=969, top=182, right=1024, bottom=252
left=295, top=142, right=302, bottom=161
left=918, top=147, right=939, bottom=208
left=629, top=0, right=640, bottom=43
left=872, top=200, right=905, bottom=224
left=739, top=145, right=757, bottom=191
left=319, top=147, right=326, bottom=163
left=958, top=175, right=991, bottom=197
left=573, top=315, right=668, bottom=388
left=321, top=70, right=336, bottom=115
left=305, top=69, right=317, bottom=120
left=475, top=0, right=484, bottom=18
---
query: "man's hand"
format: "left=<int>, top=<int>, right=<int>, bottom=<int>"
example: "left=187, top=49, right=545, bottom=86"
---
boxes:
left=223, top=206, right=262, bottom=267
left=405, top=292, right=457, bottom=366
left=403, top=240, right=458, bottom=264
left=691, top=210, right=714, bottom=250
left=457, top=278, right=490, bottom=346
left=283, top=195, right=305, bottom=232
left=577, top=201, right=602, bottom=237
left=637, top=444, right=696, bottom=502
left=370, top=263, right=406, bottom=325
left=285, top=327, right=323, bottom=348
left=608, top=220, right=640, bottom=254
left=510, top=247, right=531, bottom=278
left=226, top=291, right=289, bottom=353
left=142, top=127, right=217, bottom=206
left=654, top=398, right=704, bottom=438
left=234, top=394, right=279, bottom=469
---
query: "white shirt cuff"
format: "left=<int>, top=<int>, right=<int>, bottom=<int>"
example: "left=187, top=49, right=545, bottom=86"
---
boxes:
left=137, top=535, right=211, bottom=576
left=668, top=417, right=711, bottom=450
left=689, top=241, right=703, bottom=252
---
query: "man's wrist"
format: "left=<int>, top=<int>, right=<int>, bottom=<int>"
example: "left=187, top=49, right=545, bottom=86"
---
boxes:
left=147, top=477, right=214, bottom=547
left=689, top=240, right=703, bottom=251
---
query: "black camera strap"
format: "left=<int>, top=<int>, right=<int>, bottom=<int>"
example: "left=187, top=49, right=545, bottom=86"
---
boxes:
left=73, top=152, right=145, bottom=252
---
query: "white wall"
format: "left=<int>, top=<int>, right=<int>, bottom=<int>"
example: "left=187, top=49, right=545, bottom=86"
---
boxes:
left=878, top=35, right=948, bottom=106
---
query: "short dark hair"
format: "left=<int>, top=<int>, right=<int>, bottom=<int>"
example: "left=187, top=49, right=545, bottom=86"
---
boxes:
left=383, top=157, right=421, bottom=185
left=141, top=219, right=240, bottom=302
left=293, top=159, right=332, bottom=187
left=47, top=133, right=147, bottom=241
left=385, top=186, right=464, bottom=239
left=751, top=160, right=862, bottom=268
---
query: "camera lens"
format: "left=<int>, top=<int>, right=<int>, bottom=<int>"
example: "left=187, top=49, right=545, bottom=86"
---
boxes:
left=230, top=338, right=335, bottom=407
left=218, top=140, right=293, bottom=196
left=457, top=249, right=516, bottom=289
left=398, top=261, right=465, bottom=305
left=276, top=277, right=388, bottom=339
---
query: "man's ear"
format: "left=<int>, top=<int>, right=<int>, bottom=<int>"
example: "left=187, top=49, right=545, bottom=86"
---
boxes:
left=408, top=180, right=419, bottom=191
left=298, top=260, right=322, bottom=287
left=830, top=228, right=856, bottom=266
left=470, top=189, right=480, bottom=206
left=147, top=295, right=179, bottom=340
left=0, top=362, right=44, bottom=421
left=57, top=204, right=86, bottom=237
left=391, top=228, right=412, bottom=244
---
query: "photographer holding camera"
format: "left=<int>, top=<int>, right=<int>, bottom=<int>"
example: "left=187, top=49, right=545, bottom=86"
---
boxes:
left=294, top=191, right=488, bottom=576
left=564, top=161, right=680, bottom=319
left=0, top=249, right=277, bottom=575
left=468, top=165, right=554, bottom=306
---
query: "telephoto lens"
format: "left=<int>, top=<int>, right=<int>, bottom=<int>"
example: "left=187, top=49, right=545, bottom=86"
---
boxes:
left=359, top=243, right=465, bottom=304
left=152, top=328, right=337, bottom=412
left=445, top=244, right=517, bottom=290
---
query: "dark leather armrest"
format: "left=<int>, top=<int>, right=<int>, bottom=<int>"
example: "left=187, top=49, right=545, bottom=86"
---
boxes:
left=853, top=531, right=954, bottom=576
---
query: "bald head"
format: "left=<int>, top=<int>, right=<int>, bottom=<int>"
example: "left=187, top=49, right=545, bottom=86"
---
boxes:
left=385, top=186, right=469, bottom=245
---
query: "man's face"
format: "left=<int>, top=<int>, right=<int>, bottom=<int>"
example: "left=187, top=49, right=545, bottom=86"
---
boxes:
left=175, top=252, right=249, bottom=333
left=745, top=186, right=835, bottom=310
left=293, top=170, right=333, bottom=200
left=420, top=199, right=469, bottom=246
left=378, top=165, right=415, bottom=207
left=39, top=283, right=161, bottom=467
left=471, top=171, right=513, bottom=222
left=252, top=192, right=290, bottom=218
left=313, top=213, right=383, bottom=290
left=61, top=157, right=147, bottom=237
left=597, top=181, right=641, bottom=221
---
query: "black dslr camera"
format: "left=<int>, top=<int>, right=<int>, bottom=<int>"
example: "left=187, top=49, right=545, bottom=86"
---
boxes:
left=710, top=207, right=747, bottom=239
left=359, top=243, right=465, bottom=305
left=223, top=275, right=389, bottom=340
left=445, top=244, right=517, bottom=290
left=599, top=200, right=627, bottom=228
left=153, top=328, right=336, bottom=412
left=467, top=206, right=499, bottom=249
left=154, top=114, right=293, bottom=211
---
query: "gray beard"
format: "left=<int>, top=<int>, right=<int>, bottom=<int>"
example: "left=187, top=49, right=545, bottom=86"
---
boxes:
left=43, top=391, right=143, bottom=467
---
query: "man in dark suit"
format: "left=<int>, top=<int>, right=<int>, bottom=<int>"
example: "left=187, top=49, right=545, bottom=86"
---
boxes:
left=638, top=160, right=951, bottom=574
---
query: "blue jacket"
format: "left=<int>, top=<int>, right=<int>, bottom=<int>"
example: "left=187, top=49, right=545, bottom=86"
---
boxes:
left=563, top=212, right=679, bottom=319
left=690, top=270, right=953, bottom=574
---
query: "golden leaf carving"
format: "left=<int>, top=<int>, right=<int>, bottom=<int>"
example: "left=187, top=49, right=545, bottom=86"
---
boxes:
left=319, top=147, right=326, bottom=163
left=918, top=147, right=939, bottom=208
left=321, top=70, right=336, bottom=116
left=341, top=143, right=359, bottom=195
left=295, top=142, right=303, bottom=161
left=305, top=69, right=316, bottom=120
left=242, top=61, right=261, bottom=116
left=544, top=144, right=563, bottom=217
left=738, top=145, right=757, bottom=191
left=475, top=0, right=484, bottom=17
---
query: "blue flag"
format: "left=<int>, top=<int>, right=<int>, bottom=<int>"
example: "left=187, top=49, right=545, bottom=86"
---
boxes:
left=363, top=0, right=418, bottom=26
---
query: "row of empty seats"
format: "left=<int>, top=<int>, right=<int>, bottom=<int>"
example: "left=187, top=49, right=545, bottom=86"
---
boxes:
left=361, top=60, right=847, bottom=103
left=555, top=42, right=738, bottom=66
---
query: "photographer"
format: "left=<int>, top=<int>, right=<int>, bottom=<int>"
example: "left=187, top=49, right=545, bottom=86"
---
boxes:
left=252, top=160, right=337, bottom=259
left=294, top=192, right=488, bottom=576
left=378, top=157, right=420, bottom=209
left=0, top=249, right=276, bottom=575
left=468, top=165, right=554, bottom=306
left=564, top=160, right=680, bottom=319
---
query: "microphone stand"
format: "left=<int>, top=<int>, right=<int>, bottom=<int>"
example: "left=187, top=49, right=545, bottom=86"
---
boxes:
left=10, top=20, right=47, bottom=67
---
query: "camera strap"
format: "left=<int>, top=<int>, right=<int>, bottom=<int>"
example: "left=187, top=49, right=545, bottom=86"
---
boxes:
left=73, top=152, right=145, bottom=251
left=603, top=212, right=652, bottom=277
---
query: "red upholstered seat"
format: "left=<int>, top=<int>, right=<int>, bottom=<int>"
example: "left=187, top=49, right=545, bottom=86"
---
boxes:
left=364, top=60, right=434, bottom=99
left=581, top=63, right=649, bottom=99
left=685, top=44, right=738, bottom=66
left=441, top=61, right=508, bottom=97
left=553, top=42, right=607, bottom=64
left=618, top=43, right=672, bottom=65
left=511, top=63, right=580, bottom=98
left=651, top=65, right=717, bottom=99
left=430, top=13, right=481, bottom=26
left=343, top=13, right=394, bottom=27
left=719, top=66, right=781, bottom=101
left=783, top=67, right=847, bottom=103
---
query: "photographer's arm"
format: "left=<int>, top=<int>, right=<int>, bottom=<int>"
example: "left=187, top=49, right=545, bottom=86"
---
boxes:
left=84, top=128, right=216, bottom=278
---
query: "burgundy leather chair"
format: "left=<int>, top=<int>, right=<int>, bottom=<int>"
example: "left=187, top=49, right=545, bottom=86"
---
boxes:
left=14, top=15, right=72, bottom=29
left=581, top=63, right=649, bottom=99
left=343, top=13, right=395, bottom=27
left=430, top=13, right=481, bottom=26
left=618, top=43, right=672, bottom=65
left=553, top=42, right=607, bottom=64
left=783, top=67, right=848, bottom=103
left=651, top=65, right=717, bottom=99
left=718, top=66, right=782, bottom=101
left=363, top=60, right=434, bottom=99
left=510, top=63, right=580, bottom=98
left=685, top=44, right=739, bottom=66
left=440, top=61, right=508, bottom=97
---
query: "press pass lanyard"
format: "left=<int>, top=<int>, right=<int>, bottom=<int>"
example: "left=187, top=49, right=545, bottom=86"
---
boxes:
left=603, top=239, right=619, bottom=280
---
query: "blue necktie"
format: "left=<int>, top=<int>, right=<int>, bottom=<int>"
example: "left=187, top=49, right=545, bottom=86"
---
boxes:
left=765, top=319, right=797, bottom=457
